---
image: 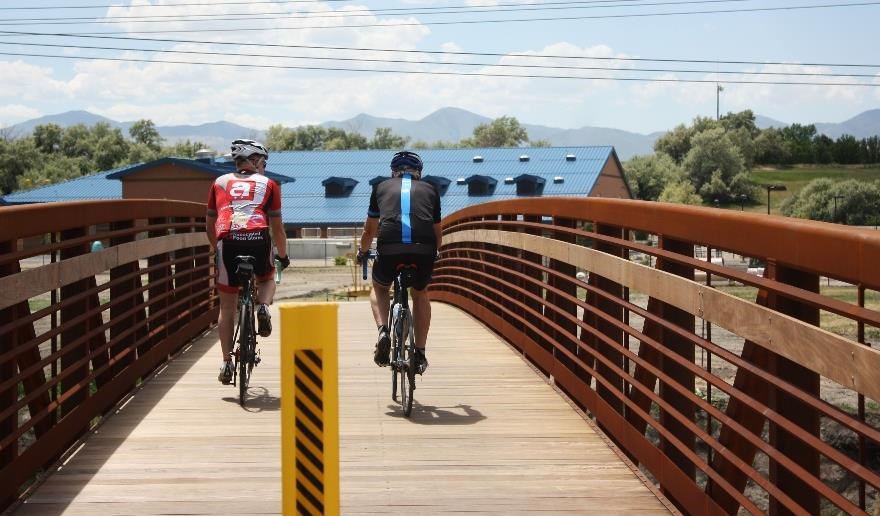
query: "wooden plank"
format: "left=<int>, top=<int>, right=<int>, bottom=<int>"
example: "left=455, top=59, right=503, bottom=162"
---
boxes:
left=14, top=303, right=670, bottom=515
left=0, top=233, right=208, bottom=311
left=445, top=228, right=880, bottom=403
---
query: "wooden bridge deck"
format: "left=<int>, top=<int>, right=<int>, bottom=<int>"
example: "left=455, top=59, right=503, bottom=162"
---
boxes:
left=13, top=302, right=671, bottom=515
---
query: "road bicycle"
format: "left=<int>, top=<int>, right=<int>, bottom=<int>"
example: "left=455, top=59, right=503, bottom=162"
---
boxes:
left=231, top=255, right=261, bottom=406
left=362, top=251, right=418, bottom=416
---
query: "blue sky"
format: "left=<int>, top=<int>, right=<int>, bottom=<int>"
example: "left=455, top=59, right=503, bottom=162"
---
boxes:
left=0, top=0, right=878, bottom=135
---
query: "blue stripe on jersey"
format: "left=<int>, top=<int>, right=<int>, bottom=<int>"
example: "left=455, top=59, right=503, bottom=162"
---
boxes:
left=401, top=175, right=412, bottom=244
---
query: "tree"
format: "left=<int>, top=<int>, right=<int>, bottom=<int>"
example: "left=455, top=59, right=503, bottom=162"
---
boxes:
left=461, top=116, right=528, bottom=147
left=623, top=152, right=686, bottom=201
left=720, top=109, right=760, bottom=137
left=33, top=124, right=63, bottom=154
left=129, top=119, right=163, bottom=150
left=781, top=123, right=817, bottom=163
left=754, top=127, right=791, bottom=165
left=654, top=116, right=722, bottom=164
left=369, top=127, right=409, bottom=150
left=782, top=178, right=880, bottom=224
left=0, top=138, right=41, bottom=194
left=682, top=127, right=746, bottom=201
left=812, top=134, right=835, bottom=164
left=653, top=123, right=692, bottom=163
left=833, top=134, right=860, bottom=165
left=658, top=180, right=702, bottom=205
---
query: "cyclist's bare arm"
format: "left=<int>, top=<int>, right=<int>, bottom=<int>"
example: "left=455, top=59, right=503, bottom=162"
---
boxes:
left=360, top=216, right=379, bottom=252
left=206, top=213, right=218, bottom=250
left=269, top=214, right=288, bottom=259
left=433, top=222, right=442, bottom=251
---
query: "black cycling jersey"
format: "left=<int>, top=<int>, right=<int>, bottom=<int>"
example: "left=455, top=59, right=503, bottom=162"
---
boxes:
left=368, top=174, right=441, bottom=255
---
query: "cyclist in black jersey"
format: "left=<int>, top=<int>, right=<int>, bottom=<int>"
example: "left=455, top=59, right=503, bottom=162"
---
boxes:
left=358, top=151, right=441, bottom=374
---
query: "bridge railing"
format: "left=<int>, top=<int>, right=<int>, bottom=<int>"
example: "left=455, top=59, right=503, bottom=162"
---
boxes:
left=0, top=200, right=217, bottom=510
left=432, top=198, right=880, bottom=515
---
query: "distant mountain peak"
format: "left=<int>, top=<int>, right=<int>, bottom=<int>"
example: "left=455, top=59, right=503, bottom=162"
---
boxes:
left=8, top=106, right=880, bottom=159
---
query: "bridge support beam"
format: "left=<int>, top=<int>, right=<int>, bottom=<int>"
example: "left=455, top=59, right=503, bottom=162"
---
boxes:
left=580, top=223, right=626, bottom=436
left=709, top=262, right=820, bottom=515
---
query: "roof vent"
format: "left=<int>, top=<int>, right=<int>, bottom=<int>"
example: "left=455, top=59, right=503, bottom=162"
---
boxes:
left=194, top=148, right=216, bottom=164
left=422, top=175, right=452, bottom=196
left=456, top=177, right=466, bottom=185
left=553, top=176, right=564, bottom=184
left=513, top=174, right=546, bottom=196
left=464, top=174, right=497, bottom=196
left=519, top=155, right=530, bottom=162
left=472, top=155, right=484, bottom=163
left=565, top=154, right=576, bottom=162
left=504, top=177, right=515, bottom=184
left=321, top=176, right=359, bottom=198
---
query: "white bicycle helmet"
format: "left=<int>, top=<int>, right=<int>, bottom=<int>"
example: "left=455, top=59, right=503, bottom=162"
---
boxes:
left=230, top=139, right=269, bottom=161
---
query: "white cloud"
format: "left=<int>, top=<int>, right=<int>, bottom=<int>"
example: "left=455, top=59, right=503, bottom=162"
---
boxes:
left=0, top=60, right=68, bottom=100
left=0, top=104, right=41, bottom=126
left=6, top=0, right=880, bottom=136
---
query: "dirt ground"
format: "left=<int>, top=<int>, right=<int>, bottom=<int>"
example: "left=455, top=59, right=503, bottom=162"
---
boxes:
left=274, top=260, right=367, bottom=302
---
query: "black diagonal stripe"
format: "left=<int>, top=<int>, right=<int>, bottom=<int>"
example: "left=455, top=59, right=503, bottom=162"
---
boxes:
left=296, top=416, right=323, bottom=452
left=296, top=499, right=315, bottom=516
left=295, top=395, right=324, bottom=431
left=295, top=436, right=324, bottom=476
left=297, top=479, right=324, bottom=514
left=298, top=349, right=323, bottom=372
left=294, top=376, right=324, bottom=412
left=295, top=446, right=325, bottom=494
left=295, top=353, right=323, bottom=390
left=303, top=349, right=323, bottom=369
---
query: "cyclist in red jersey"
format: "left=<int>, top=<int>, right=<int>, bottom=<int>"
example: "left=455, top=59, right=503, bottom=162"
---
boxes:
left=206, top=139, right=289, bottom=384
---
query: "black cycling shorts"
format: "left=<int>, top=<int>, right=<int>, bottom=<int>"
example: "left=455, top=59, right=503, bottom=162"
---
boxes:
left=216, top=235, right=273, bottom=294
left=372, top=252, right=435, bottom=291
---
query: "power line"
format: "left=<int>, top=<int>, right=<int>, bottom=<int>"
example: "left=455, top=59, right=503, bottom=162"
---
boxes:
left=0, top=0, right=345, bottom=10
left=2, top=1, right=878, bottom=35
left=0, top=0, right=757, bottom=25
left=2, top=29, right=879, bottom=69
left=1, top=48, right=877, bottom=86
left=0, top=0, right=670, bottom=10
left=3, top=39, right=878, bottom=78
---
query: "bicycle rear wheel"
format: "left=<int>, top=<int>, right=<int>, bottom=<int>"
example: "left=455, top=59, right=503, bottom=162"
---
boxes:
left=238, top=302, right=256, bottom=406
left=390, top=307, right=402, bottom=403
left=396, top=310, right=414, bottom=416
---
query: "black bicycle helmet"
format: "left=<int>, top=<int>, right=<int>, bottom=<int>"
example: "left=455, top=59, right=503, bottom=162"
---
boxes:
left=390, top=150, right=423, bottom=173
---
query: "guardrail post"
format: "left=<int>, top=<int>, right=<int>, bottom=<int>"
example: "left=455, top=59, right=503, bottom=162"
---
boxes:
left=281, top=303, right=340, bottom=516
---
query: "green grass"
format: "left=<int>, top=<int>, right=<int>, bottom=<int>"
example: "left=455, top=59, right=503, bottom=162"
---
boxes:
left=747, top=165, right=880, bottom=215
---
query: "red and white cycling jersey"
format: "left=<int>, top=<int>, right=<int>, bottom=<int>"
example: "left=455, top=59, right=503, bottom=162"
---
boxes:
left=207, top=172, right=281, bottom=240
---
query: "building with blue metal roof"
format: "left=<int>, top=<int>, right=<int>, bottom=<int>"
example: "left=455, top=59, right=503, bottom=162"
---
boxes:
left=1, top=147, right=630, bottom=236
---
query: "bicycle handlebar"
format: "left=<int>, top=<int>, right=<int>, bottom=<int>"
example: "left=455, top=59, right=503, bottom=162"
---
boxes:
left=360, top=249, right=376, bottom=280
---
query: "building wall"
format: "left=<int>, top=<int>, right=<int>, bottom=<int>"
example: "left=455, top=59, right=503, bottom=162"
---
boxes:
left=589, top=157, right=632, bottom=199
left=120, top=164, right=215, bottom=203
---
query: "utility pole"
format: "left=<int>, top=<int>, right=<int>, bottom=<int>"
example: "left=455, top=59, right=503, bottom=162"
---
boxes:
left=716, top=84, right=724, bottom=120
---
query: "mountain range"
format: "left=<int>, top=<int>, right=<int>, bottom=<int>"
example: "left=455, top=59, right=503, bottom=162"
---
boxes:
left=6, top=107, right=880, bottom=161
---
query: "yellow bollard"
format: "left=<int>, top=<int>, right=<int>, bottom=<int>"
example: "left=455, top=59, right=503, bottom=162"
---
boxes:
left=280, top=303, right=339, bottom=516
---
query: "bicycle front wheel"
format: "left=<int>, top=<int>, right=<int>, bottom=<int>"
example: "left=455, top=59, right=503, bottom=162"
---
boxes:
left=238, top=302, right=256, bottom=406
